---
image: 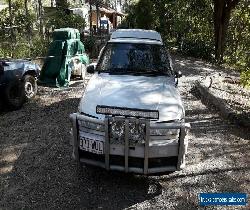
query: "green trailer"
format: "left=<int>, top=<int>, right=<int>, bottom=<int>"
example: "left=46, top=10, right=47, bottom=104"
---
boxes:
left=39, top=28, right=89, bottom=87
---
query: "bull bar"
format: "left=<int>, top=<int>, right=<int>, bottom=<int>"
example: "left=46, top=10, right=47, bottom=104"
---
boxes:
left=70, top=112, right=190, bottom=175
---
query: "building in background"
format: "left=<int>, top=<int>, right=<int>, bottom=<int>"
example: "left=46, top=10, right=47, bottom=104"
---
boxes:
left=71, top=2, right=124, bottom=33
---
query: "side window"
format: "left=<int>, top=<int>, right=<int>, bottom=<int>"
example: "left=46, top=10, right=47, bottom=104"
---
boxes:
left=98, top=45, right=112, bottom=70
left=160, top=46, right=173, bottom=75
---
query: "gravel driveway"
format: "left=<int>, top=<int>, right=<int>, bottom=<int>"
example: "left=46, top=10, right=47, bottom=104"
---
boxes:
left=0, top=55, right=249, bottom=210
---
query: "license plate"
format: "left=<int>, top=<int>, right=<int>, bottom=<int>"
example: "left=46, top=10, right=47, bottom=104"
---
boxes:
left=79, top=137, right=104, bottom=154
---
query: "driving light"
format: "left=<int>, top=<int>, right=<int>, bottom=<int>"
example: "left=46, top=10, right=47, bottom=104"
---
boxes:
left=96, top=105, right=159, bottom=119
left=129, top=122, right=146, bottom=145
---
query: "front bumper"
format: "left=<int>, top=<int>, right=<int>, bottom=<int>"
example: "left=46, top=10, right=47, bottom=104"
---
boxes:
left=70, top=113, right=190, bottom=175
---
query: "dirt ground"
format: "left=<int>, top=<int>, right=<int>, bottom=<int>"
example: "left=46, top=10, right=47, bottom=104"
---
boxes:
left=0, top=55, right=249, bottom=209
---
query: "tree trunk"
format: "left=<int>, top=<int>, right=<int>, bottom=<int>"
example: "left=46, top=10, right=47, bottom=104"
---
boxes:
left=90, top=0, right=93, bottom=35
left=7, top=0, right=14, bottom=57
left=214, top=0, right=240, bottom=63
left=24, top=0, right=32, bottom=56
left=96, top=1, right=100, bottom=34
left=38, top=0, right=43, bottom=35
left=55, top=0, right=68, bottom=8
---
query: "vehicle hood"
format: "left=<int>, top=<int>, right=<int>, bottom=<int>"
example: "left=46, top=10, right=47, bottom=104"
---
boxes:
left=3, top=60, right=40, bottom=73
left=79, top=73, right=185, bottom=122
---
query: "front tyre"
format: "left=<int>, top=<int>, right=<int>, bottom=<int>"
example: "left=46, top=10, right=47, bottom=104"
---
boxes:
left=5, top=80, right=25, bottom=110
left=23, top=75, right=37, bottom=100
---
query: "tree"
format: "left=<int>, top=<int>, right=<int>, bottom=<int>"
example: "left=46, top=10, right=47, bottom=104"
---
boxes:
left=213, top=0, right=240, bottom=62
left=134, top=0, right=154, bottom=29
left=96, top=0, right=100, bottom=33
left=37, top=0, right=43, bottom=34
left=55, top=0, right=68, bottom=8
left=7, top=0, right=14, bottom=57
left=90, top=0, right=93, bottom=35
left=24, top=0, right=32, bottom=56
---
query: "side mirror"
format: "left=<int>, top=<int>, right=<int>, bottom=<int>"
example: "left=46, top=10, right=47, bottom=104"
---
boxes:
left=175, top=71, right=182, bottom=78
left=87, top=63, right=97, bottom=74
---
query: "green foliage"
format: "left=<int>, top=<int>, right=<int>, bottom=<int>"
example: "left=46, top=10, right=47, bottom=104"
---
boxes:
left=0, top=1, right=35, bottom=35
left=45, top=11, right=86, bottom=30
left=124, top=0, right=214, bottom=59
left=180, top=40, right=214, bottom=60
left=224, top=1, right=250, bottom=68
left=240, top=68, right=250, bottom=88
left=0, top=1, right=36, bottom=58
left=224, top=0, right=250, bottom=86
left=121, top=0, right=155, bottom=29
left=30, top=35, right=50, bottom=58
left=134, top=0, right=154, bottom=29
left=170, top=0, right=214, bottom=60
left=45, top=0, right=85, bottom=30
left=0, top=0, right=85, bottom=59
left=0, top=33, right=49, bottom=59
left=83, top=36, right=96, bottom=53
left=124, top=0, right=249, bottom=86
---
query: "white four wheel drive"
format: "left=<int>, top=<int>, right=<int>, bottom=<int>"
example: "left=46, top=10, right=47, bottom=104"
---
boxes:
left=70, top=29, right=190, bottom=174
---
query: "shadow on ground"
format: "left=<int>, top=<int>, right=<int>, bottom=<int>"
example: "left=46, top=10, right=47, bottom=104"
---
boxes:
left=0, top=97, right=163, bottom=210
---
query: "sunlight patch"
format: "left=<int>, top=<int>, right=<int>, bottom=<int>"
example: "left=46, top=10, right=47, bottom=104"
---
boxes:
left=0, top=165, right=13, bottom=174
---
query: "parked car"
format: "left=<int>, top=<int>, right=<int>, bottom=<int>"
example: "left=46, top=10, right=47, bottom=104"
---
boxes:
left=70, top=29, right=190, bottom=174
left=0, top=59, right=40, bottom=110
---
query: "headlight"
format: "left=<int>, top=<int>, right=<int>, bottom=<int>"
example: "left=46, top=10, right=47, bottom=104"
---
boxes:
left=129, top=122, right=146, bottom=145
left=111, top=121, right=125, bottom=138
left=150, top=128, right=180, bottom=139
left=78, top=120, right=104, bottom=131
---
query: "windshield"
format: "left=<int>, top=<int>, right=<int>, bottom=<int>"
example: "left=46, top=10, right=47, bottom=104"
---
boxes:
left=96, top=43, right=173, bottom=76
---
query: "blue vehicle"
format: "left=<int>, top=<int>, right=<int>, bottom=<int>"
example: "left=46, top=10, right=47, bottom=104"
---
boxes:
left=0, top=59, right=40, bottom=110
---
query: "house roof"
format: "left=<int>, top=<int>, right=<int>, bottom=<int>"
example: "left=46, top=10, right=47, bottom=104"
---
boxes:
left=84, top=3, right=125, bottom=16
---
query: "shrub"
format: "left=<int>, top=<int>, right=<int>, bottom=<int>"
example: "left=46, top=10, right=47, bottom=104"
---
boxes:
left=178, top=39, right=214, bottom=60
left=240, top=68, right=250, bottom=88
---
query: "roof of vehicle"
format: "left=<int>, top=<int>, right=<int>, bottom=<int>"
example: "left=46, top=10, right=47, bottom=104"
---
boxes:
left=109, top=29, right=163, bottom=45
